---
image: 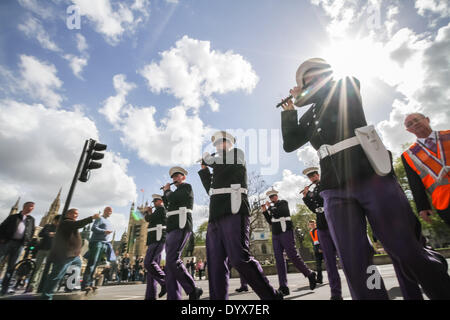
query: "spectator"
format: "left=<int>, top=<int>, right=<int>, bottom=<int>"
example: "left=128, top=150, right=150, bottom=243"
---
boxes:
left=82, top=207, right=116, bottom=291
left=0, top=202, right=35, bottom=295
left=41, top=209, right=100, bottom=300
left=402, top=113, right=450, bottom=226
left=27, top=214, right=61, bottom=293
left=121, top=253, right=131, bottom=282
left=197, top=259, right=204, bottom=280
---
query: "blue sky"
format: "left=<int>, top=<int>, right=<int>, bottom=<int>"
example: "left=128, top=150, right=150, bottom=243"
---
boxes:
left=0, top=0, right=449, bottom=238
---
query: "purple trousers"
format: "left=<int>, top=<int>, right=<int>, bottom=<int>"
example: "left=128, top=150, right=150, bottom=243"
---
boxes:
left=317, top=228, right=342, bottom=298
left=165, top=229, right=196, bottom=300
left=321, top=174, right=450, bottom=300
left=206, top=213, right=278, bottom=300
left=272, top=230, right=312, bottom=288
left=144, top=242, right=166, bottom=300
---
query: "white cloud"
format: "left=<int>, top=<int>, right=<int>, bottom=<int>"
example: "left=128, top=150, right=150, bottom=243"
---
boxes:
left=18, top=55, right=64, bottom=108
left=271, top=170, right=310, bottom=212
left=120, top=105, right=210, bottom=166
left=71, top=0, right=150, bottom=45
left=63, top=54, right=89, bottom=79
left=415, top=0, right=450, bottom=20
left=18, top=0, right=56, bottom=20
left=296, top=144, right=320, bottom=168
left=18, top=16, right=61, bottom=52
left=0, top=99, right=137, bottom=236
left=139, top=35, right=259, bottom=111
left=76, top=34, right=89, bottom=53
left=99, top=74, right=136, bottom=124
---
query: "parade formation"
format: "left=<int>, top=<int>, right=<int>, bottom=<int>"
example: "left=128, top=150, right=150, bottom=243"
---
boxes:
left=0, top=57, right=449, bottom=301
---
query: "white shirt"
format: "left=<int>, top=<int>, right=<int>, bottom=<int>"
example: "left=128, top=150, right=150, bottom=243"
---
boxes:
left=12, top=214, right=27, bottom=240
left=417, top=131, right=436, bottom=146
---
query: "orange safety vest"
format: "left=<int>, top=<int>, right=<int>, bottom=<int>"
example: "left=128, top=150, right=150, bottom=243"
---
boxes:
left=309, top=229, right=319, bottom=244
left=402, top=130, right=450, bottom=211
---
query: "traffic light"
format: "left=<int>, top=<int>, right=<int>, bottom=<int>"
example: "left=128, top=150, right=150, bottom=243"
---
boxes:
left=121, top=242, right=127, bottom=254
left=79, top=139, right=107, bottom=182
left=134, top=225, right=141, bottom=238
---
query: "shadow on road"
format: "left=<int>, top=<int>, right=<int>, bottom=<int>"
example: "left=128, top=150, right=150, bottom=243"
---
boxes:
left=284, top=291, right=314, bottom=300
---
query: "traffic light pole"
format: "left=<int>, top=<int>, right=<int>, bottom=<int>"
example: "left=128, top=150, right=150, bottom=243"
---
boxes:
left=62, top=139, right=89, bottom=217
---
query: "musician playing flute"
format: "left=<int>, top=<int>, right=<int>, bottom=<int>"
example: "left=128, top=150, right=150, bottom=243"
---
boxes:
left=301, top=167, right=342, bottom=300
left=198, top=131, right=282, bottom=300
left=162, top=167, right=203, bottom=300
left=262, top=188, right=317, bottom=296
left=143, top=194, right=167, bottom=300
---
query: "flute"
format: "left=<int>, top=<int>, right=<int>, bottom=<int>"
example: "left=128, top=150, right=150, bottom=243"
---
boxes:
left=276, top=95, right=293, bottom=108
left=160, top=182, right=175, bottom=190
left=300, top=182, right=315, bottom=194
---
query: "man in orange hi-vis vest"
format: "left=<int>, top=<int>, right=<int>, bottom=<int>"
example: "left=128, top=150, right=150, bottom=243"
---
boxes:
left=402, top=113, right=450, bottom=227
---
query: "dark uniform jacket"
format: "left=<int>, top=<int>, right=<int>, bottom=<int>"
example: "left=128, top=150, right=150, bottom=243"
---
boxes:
left=198, top=148, right=250, bottom=222
left=49, top=216, right=93, bottom=263
left=163, top=183, right=193, bottom=233
left=0, top=212, right=35, bottom=244
left=262, top=200, right=293, bottom=235
left=38, top=223, right=57, bottom=251
left=302, top=182, right=328, bottom=230
left=282, top=77, right=376, bottom=191
left=145, top=205, right=167, bottom=245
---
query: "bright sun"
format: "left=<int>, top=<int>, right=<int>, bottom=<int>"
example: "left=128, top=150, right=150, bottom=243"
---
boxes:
left=320, top=38, right=385, bottom=84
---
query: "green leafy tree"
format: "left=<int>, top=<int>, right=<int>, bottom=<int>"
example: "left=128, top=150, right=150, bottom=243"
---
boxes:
left=291, top=204, right=315, bottom=260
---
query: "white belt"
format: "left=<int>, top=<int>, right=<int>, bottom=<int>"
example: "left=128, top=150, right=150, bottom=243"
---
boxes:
left=167, top=207, right=191, bottom=229
left=271, top=217, right=291, bottom=233
left=147, top=225, right=167, bottom=232
left=147, top=224, right=166, bottom=241
left=317, top=136, right=359, bottom=160
left=209, top=184, right=248, bottom=214
left=316, top=207, right=324, bottom=213
left=209, top=187, right=248, bottom=196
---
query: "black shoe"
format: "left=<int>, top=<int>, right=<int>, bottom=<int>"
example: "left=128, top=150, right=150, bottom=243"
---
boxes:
left=317, top=274, right=323, bottom=284
left=235, top=287, right=249, bottom=293
left=274, top=290, right=284, bottom=300
left=189, top=287, right=203, bottom=300
left=308, top=272, right=317, bottom=290
left=158, top=285, right=167, bottom=298
left=330, top=295, right=344, bottom=300
left=278, top=286, right=290, bottom=296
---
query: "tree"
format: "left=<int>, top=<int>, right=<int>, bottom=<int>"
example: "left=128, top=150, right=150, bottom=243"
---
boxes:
left=247, top=171, right=270, bottom=243
left=291, top=204, right=315, bottom=259
left=194, top=221, right=208, bottom=246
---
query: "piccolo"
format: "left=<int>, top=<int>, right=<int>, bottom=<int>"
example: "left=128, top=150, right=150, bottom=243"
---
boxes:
left=196, top=152, right=217, bottom=164
left=275, top=95, right=293, bottom=108
left=300, top=182, right=315, bottom=193
left=160, top=182, right=175, bottom=190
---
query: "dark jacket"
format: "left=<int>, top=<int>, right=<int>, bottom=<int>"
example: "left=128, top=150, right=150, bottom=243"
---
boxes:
left=49, top=216, right=93, bottom=263
left=145, top=205, right=167, bottom=245
left=38, top=223, right=57, bottom=251
left=163, top=183, right=193, bottom=233
left=0, top=212, right=35, bottom=244
left=302, top=182, right=328, bottom=230
left=198, top=148, right=250, bottom=222
left=282, top=77, right=377, bottom=191
left=262, top=200, right=293, bottom=235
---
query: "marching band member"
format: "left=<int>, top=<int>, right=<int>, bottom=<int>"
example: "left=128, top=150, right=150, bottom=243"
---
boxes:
left=198, top=131, right=282, bottom=300
left=302, top=167, right=342, bottom=300
left=162, top=167, right=203, bottom=300
left=262, top=188, right=317, bottom=296
left=280, top=58, right=450, bottom=299
left=143, top=194, right=167, bottom=300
